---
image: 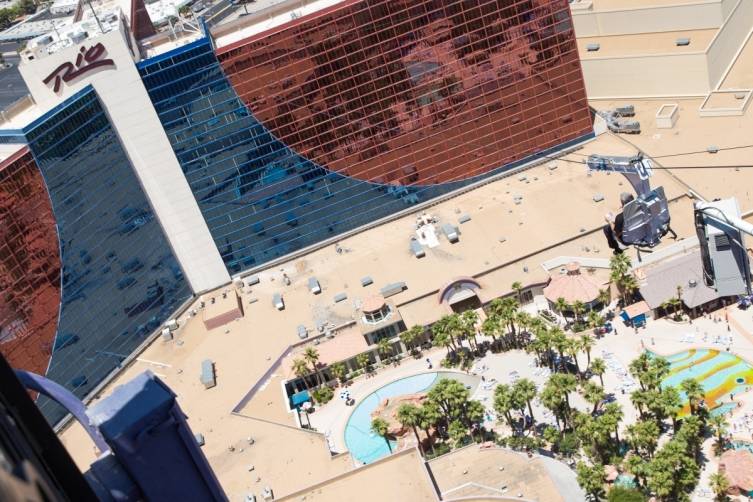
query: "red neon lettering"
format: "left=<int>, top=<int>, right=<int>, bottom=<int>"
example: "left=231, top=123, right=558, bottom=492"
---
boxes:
left=43, top=43, right=115, bottom=93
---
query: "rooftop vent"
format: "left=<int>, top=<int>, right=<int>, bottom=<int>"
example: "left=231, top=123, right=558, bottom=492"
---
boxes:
left=676, top=38, right=690, bottom=46
left=586, top=43, right=600, bottom=52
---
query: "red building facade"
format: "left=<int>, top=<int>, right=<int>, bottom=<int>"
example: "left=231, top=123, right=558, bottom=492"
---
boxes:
left=218, top=0, right=592, bottom=185
left=0, top=148, right=61, bottom=377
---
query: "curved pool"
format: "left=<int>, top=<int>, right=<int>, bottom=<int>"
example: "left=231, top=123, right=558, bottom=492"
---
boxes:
left=344, top=371, right=476, bottom=465
left=659, top=349, right=753, bottom=416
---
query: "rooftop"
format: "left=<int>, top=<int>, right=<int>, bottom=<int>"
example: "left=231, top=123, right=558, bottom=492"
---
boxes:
left=212, top=0, right=346, bottom=49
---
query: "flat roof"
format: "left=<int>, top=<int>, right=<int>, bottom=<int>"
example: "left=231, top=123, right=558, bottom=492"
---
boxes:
left=276, top=448, right=436, bottom=502
left=428, top=446, right=566, bottom=501
left=578, top=29, right=717, bottom=58
left=213, top=0, right=346, bottom=49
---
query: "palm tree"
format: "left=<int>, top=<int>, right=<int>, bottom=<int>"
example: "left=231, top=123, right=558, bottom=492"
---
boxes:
left=586, top=310, right=603, bottom=332
left=609, top=253, right=632, bottom=281
left=400, top=325, right=424, bottom=353
left=460, top=309, right=480, bottom=351
left=550, top=328, right=568, bottom=371
left=433, top=330, right=453, bottom=357
left=431, top=315, right=459, bottom=354
left=292, top=358, right=311, bottom=389
left=549, top=373, right=577, bottom=415
left=377, top=337, right=393, bottom=362
left=660, top=386, right=682, bottom=433
left=371, top=417, right=392, bottom=453
left=709, top=471, right=730, bottom=502
left=493, top=384, right=517, bottom=429
left=417, top=404, right=440, bottom=455
left=575, top=461, right=606, bottom=500
left=581, top=381, right=605, bottom=414
left=356, top=353, right=371, bottom=372
left=397, top=404, right=424, bottom=456
left=708, top=414, right=728, bottom=456
left=572, top=300, right=586, bottom=326
left=329, top=362, right=346, bottom=386
left=680, top=378, right=705, bottom=415
left=511, top=281, right=523, bottom=304
left=566, top=339, right=581, bottom=375
left=602, top=402, right=623, bottom=443
left=554, top=297, right=569, bottom=324
left=597, top=288, right=611, bottom=309
left=620, top=274, right=639, bottom=304
left=579, top=333, right=595, bottom=370
left=513, top=378, right=538, bottom=426
left=667, top=296, right=682, bottom=320
left=590, top=358, right=606, bottom=387
left=303, top=346, right=321, bottom=385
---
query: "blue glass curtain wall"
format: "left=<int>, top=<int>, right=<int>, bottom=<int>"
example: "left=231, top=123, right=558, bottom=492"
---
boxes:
left=24, top=87, right=191, bottom=423
left=138, top=38, right=592, bottom=274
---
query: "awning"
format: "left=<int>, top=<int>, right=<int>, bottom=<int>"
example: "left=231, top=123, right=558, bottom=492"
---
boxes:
left=623, top=301, right=650, bottom=319
left=291, top=390, right=310, bottom=408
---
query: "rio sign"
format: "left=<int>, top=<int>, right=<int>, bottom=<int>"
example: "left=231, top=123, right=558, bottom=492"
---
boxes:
left=43, top=43, right=115, bottom=93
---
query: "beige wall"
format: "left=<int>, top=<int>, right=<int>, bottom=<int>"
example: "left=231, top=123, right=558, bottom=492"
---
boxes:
left=579, top=0, right=753, bottom=98
left=582, top=53, right=710, bottom=98
left=19, top=29, right=231, bottom=293
left=572, top=1, right=725, bottom=37
left=707, top=0, right=753, bottom=88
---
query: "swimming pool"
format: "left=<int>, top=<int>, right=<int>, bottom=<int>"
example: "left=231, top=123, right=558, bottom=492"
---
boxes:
left=344, top=372, right=476, bottom=464
left=659, top=349, right=753, bottom=416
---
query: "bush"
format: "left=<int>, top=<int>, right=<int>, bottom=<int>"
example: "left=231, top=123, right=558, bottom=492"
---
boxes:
left=607, top=487, right=646, bottom=502
left=425, top=442, right=451, bottom=460
left=312, top=386, right=334, bottom=404
left=557, top=432, right=581, bottom=457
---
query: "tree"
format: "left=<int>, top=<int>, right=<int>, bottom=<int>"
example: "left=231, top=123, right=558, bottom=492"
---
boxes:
left=709, top=472, right=730, bottom=502
left=400, top=325, right=424, bottom=353
left=576, top=461, right=606, bottom=500
left=646, top=437, right=700, bottom=501
left=512, top=378, right=538, bottom=426
left=329, top=362, right=347, bottom=385
left=465, top=400, right=485, bottom=440
left=610, top=253, right=632, bottom=280
left=587, top=310, right=604, bottom=331
left=607, top=486, right=646, bottom=502
left=708, top=414, right=728, bottom=456
left=554, top=297, right=569, bottom=323
left=427, top=379, right=470, bottom=426
left=602, top=402, right=624, bottom=444
left=356, top=353, right=371, bottom=372
left=549, top=373, right=577, bottom=413
left=431, top=315, right=459, bottom=355
left=17, top=0, right=36, bottom=15
left=417, top=403, right=440, bottom=455
left=448, top=420, right=467, bottom=447
left=460, top=309, right=480, bottom=351
left=303, top=346, right=321, bottom=385
left=512, top=281, right=523, bottom=303
left=680, top=378, right=705, bottom=416
left=567, top=338, right=582, bottom=375
left=572, top=300, right=586, bottom=326
left=580, top=333, right=596, bottom=370
left=551, top=328, right=569, bottom=371
left=620, top=274, right=639, bottom=304
left=371, top=417, right=392, bottom=453
left=590, top=358, right=606, bottom=387
left=598, top=288, right=611, bottom=309
left=293, top=358, right=311, bottom=389
left=659, top=386, right=682, bottom=433
left=493, top=384, right=517, bottom=430
left=626, top=419, right=659, bottom=458
left=377, top=337, right=393, bottom=362
left=397, top=404, right=424, bottom=456
left=581, top=381, right=606, bottom=414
